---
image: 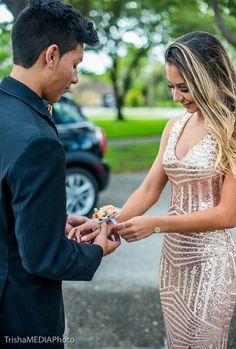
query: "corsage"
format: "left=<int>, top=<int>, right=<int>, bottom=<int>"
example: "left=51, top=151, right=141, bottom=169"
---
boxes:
left=92, top=205, right=120, bottom=225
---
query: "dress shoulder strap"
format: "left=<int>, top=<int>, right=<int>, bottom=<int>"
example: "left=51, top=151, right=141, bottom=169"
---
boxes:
left=169, top=113, right=191, bottom=143
left=165, top=114, right=191, bottom=153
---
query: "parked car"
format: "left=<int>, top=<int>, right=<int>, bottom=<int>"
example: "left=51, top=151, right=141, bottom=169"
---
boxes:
left=52, top=94, right=110, bottom=217
left=102, top=93, right=115, bottom=108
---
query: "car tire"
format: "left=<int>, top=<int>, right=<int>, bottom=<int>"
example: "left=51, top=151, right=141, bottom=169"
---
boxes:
left=66, top=167, right=98, bottom=217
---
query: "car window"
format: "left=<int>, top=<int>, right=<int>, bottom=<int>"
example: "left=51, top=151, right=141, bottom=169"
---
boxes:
left=52, top=99, right=85, bottom=124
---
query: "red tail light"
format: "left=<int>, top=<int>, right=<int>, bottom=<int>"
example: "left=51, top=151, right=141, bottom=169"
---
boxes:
left=100, top=128, right=107, bottom=155
left=96, top=127, right=107, bottom=155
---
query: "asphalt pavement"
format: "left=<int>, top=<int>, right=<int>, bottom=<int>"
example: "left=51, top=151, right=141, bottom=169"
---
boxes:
left=63, top=172, right=236, bottom=349
left=63, top=172, right=168, bottom=349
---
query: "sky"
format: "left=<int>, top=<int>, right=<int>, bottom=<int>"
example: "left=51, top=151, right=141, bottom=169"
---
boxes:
left=80, top=52, right=111, bottom=75
left=0, top=4, right=13, bottom=22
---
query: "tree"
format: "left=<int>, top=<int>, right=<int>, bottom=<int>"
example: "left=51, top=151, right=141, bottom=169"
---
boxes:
left=67, top=0, right=175, bottom=120
left=67, top=0, right=236, bottom=119
left=1, top=0, right=171, bottom=120
left=209, top=0, right=236, bottom=48
left=166, top=0, right=217, bottom=39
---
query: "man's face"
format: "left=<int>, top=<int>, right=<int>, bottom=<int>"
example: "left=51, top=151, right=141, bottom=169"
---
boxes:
left=43, top=42, right=83, bottom=103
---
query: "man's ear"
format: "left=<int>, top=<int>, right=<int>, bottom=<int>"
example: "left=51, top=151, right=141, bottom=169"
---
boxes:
left=45, top=44, right=60, bottom=69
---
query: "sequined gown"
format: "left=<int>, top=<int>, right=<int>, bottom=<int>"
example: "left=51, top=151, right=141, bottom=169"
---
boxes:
left=161, top=114, right=236, bottom=348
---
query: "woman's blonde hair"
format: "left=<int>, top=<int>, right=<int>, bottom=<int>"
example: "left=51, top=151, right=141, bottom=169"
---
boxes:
left=165, top=31, right=236, bottom=176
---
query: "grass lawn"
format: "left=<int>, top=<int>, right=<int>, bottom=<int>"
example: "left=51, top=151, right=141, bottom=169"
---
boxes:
left=106, top=142, right=160, bottom=173
left=93, top=119, right=165, bottom=173
left=94, top=119, right=168, bottom=139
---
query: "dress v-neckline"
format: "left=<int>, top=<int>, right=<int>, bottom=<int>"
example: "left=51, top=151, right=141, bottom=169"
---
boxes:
left=174, top=114, right=210, bottom=162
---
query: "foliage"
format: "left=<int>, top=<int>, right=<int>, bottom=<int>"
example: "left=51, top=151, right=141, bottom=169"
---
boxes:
left=167, top=0, right=217, bottom=39
left=0, top=26, right=12, bottom=79
left=206, top=0, right=236, bottom=48
left=125, top=89, right=145, bottom=107
left=65, top=0, right=176, bottom=119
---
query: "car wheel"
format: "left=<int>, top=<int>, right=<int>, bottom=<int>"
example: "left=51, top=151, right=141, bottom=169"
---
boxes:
left=66, top=167, right=98, bottom=217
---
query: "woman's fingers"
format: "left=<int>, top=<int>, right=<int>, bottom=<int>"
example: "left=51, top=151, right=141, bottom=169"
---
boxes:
left=116, top=220, right=131, bottom=235
left=116, top=220, right=130, bottom=231
left=67, top=220, right=99, bottom=241
left=80, top=228, right=100, bottom=242
left=65, top=215, right=88, bottom=235
left=67, top=226, right=82, bottom=241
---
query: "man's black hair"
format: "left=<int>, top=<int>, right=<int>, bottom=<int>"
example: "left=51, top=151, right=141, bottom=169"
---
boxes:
left=12, top=0, right=99, bottom=68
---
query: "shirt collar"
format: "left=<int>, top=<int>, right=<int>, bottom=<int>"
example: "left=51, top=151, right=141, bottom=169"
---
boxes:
left=0, top=76, right=58, bottom=135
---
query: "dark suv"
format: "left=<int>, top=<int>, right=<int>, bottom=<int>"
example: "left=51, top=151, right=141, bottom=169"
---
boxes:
left=52, top=95, right=110, bottom=217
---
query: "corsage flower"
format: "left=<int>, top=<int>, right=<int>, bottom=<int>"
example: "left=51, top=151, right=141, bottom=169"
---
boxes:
left=92, top=205, right=120, bottom=225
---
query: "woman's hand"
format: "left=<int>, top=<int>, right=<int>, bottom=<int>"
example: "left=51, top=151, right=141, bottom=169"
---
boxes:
left=72, top=221, right=116, bottom=243
left=65, top=215, right=89, bottom=236
left=116, top=216, right=157, bottom=242
left=67, top=219, right=100, bottom=242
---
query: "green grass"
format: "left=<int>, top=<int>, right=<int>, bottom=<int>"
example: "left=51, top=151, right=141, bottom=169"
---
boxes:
left=93, top=119, right=166, bottom=172
left=106, top=142, right=160, bottom=173
left=94, top=119, right=168, bottom=139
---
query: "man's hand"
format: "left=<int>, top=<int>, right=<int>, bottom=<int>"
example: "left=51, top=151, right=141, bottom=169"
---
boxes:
left=65, top=216, right=120, bottom=255
left=93, top=223, right=121, bottom=256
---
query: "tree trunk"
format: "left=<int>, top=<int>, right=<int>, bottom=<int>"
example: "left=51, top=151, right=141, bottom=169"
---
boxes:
left=116, top=96, right=124, bottom=121
left=210, top=0, right=236, bottom=48
left=110, top=55, right=125, bottom=121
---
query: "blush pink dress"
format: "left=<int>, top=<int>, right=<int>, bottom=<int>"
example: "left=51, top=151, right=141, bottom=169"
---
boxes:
left=161, top=114, right=236, bottom=348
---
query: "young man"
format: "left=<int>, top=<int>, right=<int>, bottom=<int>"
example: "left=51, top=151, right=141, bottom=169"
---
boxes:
left=0, top=0, right=120, bottom=347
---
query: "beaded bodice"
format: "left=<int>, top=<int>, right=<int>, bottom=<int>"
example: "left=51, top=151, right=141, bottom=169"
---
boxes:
left=163, top=113, right=223, bottom=215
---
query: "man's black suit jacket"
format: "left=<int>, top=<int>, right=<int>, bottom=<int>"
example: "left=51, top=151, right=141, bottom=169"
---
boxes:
left=0, top=77, right=103, bottom=346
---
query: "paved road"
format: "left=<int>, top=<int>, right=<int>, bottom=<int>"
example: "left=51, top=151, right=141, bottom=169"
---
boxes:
left=63, top=172, right=169, bottom=349
left=63, top=172, right=236, bottom=349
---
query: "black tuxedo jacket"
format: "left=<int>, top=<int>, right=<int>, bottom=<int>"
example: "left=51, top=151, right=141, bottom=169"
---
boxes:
left=0, top=77, right=103, bottom=347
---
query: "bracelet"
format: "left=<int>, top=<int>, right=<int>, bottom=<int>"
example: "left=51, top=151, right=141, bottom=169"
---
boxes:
left=92, top=205, right=120, bottom=225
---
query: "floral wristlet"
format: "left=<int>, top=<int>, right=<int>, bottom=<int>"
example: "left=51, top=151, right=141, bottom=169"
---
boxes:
left=92, top=205, right=120, bottom=225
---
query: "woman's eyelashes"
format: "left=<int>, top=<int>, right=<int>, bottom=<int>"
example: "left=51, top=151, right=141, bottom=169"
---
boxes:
left=180, top=87, right=189, bottom=93
left=167, top=84, right=189, bottom=93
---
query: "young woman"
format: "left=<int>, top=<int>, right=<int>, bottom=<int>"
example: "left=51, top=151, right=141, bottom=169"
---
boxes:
left=116, top=31, right=236, bottom=348
left=69, top=31, right=236, bottom=348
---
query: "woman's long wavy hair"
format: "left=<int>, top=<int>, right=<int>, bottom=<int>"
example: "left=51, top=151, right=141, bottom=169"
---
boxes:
left=165, top=31, right=236, bottom=176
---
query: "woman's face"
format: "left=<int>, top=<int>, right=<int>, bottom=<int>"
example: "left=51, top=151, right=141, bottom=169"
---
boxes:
left=165, top=63, right=199, bottom=113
